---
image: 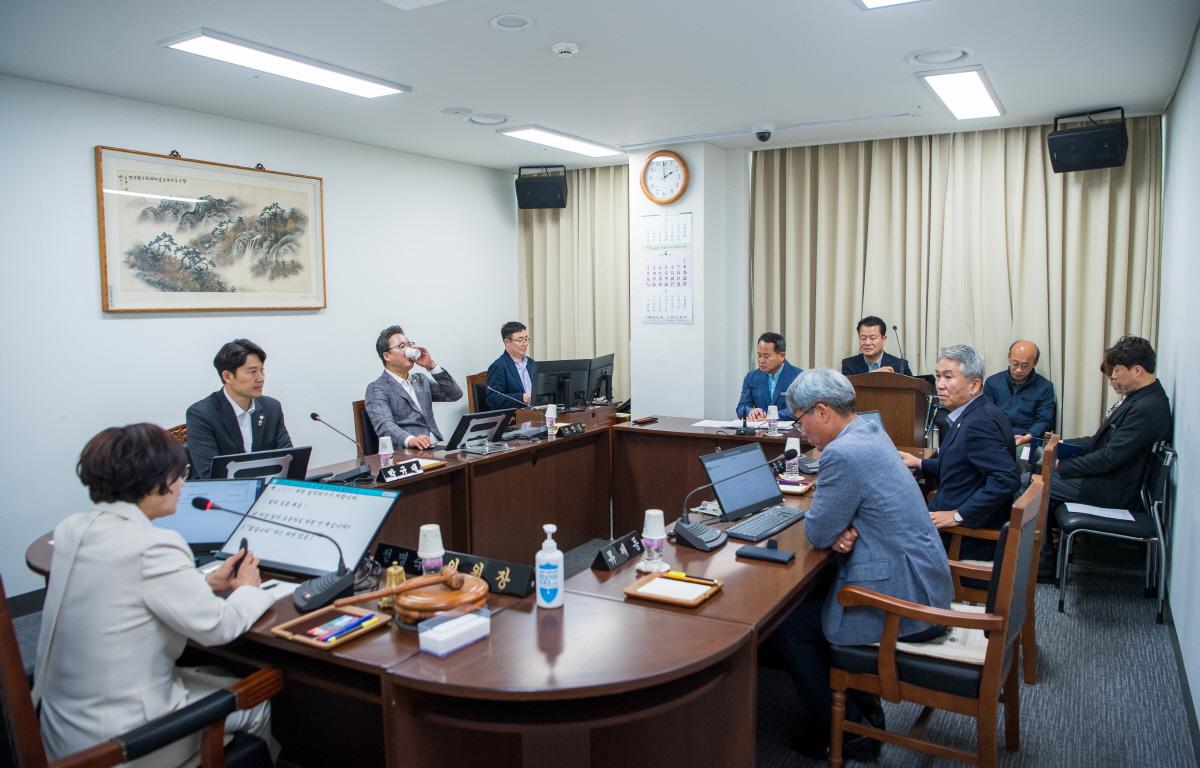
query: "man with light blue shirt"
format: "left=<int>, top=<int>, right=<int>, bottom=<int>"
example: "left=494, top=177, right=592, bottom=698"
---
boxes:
left=485, top=321, right=536, bottom=410
left=735, top=332, right=802, bottom=421
left=772, top=368, right=951, bottom=761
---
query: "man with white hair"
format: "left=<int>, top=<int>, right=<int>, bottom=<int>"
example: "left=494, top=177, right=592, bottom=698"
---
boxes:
left=774, top=368, right=951, bottom=761
left=899, top=345, right=1021, bottom=560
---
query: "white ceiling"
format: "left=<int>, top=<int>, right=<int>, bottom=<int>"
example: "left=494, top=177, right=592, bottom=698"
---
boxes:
left=1, top=0, right=1197, bottom=172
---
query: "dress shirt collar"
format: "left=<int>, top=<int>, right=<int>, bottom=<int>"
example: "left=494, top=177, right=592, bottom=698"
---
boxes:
left=863, top=353, right=884, bottom=369
left=222, top=387, right=256, bottom=417
left=947, top=394, right=982, bottom=422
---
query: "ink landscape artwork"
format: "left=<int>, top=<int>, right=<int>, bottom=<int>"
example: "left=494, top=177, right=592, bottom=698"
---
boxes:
left=96, top=147, right=326, bottom=311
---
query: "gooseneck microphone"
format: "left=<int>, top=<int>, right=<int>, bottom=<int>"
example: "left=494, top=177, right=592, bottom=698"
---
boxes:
left=675, top=448, right=799, bottom=552
left=892, top=324, right=907, bottom=370
left=309, top=412, right=371, bottom=483
left=193, top=496, right=354, bottom=611
left=485, top=386, right=548, bottom=411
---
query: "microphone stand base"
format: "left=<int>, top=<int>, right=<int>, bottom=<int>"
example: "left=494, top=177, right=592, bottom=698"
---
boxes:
left=293, top=569, right=356, bottom=612
left=673, top=519, right=728, bottom=552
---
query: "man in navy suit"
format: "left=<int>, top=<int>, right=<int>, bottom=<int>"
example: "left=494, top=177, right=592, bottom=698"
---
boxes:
left=735, top=332, right=802, bottom=420
left=485, top=321, right=535, bottom=410
left=899, top=345, right=1020, bottom=560
left=774, top=369, right=951, bottom=760
left=365, top=325, right=463, bottom=450
left=185, top=339, right=293, bottom=479
left=841, top=316, right=913, bottom=376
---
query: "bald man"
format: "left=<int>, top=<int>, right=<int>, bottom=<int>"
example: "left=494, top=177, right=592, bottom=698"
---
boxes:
left=982, top=340, right=1057, bottom=445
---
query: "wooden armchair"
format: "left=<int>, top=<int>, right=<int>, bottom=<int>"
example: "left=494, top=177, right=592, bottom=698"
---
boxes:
left=466, top=371, right=489, bottom=413
left=351, top=399, right=378, bottom=456
left=0, top=576, right=283, bottom=768
left=827, top=477, right=1043, bottom=768
left=945, top=440, right=1057, bottom=684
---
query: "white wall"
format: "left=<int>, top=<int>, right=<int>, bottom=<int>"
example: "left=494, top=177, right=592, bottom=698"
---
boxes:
left=0, top=75, right=517, bottom=597
left=1160, top=28, right=1200, bottom=725
left=628, top=143, right=751, bottom=420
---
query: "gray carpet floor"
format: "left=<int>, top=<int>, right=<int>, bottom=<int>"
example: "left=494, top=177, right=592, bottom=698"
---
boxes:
left=12, top=537, right=1196, bottom=767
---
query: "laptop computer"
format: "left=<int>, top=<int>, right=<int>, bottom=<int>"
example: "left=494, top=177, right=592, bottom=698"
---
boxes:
left=697, top=442, right=786, bottom=522
left=153, top=478, right=263, bottom=553
left=210, top=445, right=312, bottom=480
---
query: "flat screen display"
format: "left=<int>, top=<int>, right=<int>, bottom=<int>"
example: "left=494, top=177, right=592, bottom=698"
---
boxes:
left=698, top=442, right=784, bottom=522
left=153, top=479, right=263, bottom=551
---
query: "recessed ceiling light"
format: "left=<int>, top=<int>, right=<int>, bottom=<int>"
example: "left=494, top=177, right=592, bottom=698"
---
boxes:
left=490, top=14, right=534, bottom=30
left=160, top=28, right=409, bottom=98
left=499, top=126, right=622, bottom=158
left=855, top=0, right=928, bottom=8
left=551, top=42, right=580, bottom=58
left=907, top=46, right=971, bottom=66
left=465, top=113, right=510, bottom=126
left=918, top=66, right=1004, bottom=120
left=441, top=106, right=474, bottom=116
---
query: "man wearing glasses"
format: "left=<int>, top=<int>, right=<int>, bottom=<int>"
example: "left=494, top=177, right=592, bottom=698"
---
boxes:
left=485, top=321, right=536, bottom=410
left=366, top=325, right=463, bottom=450
left=982, top=340, right=1056, bottom=446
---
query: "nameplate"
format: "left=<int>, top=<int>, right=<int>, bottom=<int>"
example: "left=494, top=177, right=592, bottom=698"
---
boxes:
left=376, top=459, right=423, bottom=484
left=591, top=530, right=644, bottom=571
left=371, top=542, right=534, bottom=597
left=556, top=422, right=585, bottom=437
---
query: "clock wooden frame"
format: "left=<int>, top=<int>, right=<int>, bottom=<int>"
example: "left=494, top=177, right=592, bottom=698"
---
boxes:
left=640, top=149, right=689, bottom=205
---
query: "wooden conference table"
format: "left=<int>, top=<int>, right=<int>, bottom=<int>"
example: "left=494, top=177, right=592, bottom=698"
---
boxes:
left=27, top=414, right=862, bottom=767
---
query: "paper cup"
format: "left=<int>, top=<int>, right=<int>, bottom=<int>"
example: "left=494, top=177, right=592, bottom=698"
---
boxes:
left=642, top=509, right=666, bottom=540
left=417, top=523, right=445, bottom=560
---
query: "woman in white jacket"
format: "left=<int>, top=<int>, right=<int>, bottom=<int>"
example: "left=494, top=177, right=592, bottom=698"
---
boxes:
left=33, top=423, right=279, bottom=766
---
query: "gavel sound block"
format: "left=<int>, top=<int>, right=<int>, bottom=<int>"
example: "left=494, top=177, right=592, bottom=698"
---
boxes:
left=334, top=564, right=489, bottom=623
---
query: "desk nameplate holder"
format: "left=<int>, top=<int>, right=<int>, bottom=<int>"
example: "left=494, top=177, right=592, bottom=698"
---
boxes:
left=556, top=423, right=585, bottom=438
left=372, top=542, right=534, bottom=598
left=591, top=530, right=644, bottom=571
left=376, top=459, right=423, bottom=484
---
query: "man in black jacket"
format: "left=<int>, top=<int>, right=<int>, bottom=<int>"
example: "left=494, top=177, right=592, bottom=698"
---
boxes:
left=840, top=316, right=913, bottom=376
left=185, top=339, right=293, bottom=479
left=1052, top=336, right=1172, bottom=510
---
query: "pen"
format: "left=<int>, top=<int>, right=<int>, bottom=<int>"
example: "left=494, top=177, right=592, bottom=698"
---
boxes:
left=663, top=571, right=719, bottom=587
left=323, top=614, right=379, bottom=642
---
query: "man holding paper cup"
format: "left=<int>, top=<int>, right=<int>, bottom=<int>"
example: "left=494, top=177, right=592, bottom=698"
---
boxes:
left=366, top=325, right=463, bottom=450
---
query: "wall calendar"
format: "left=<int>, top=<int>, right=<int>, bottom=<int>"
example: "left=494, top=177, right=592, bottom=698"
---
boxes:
left=640, top=212, right=693, bottom=324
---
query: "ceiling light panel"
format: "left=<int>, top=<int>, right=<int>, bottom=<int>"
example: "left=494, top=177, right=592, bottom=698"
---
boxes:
left=499, top=126, right=622, bottom=157
left=160, top=29, right=410, bottom=98
left=918, top=66, right=1004, bottom=120
left=856, top=0, right=928, bottom=9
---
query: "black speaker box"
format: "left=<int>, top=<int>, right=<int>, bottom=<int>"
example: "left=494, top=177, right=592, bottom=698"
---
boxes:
left=516, top=166, right=567, bottom=209
left=1047, top=120, right=1128, bottom=173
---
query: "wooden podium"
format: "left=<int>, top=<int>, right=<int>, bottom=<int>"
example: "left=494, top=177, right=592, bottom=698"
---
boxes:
left=847, top=372, right=934, bottom=447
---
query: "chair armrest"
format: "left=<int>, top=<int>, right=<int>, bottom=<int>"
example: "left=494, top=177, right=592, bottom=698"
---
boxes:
left=943, top=525, right=1002, bottom=541
left=949, top=560, right=994, bottom=580
left=837, top=585, right=1003, bottom=632
left=232, top=667, right=284, bottom=710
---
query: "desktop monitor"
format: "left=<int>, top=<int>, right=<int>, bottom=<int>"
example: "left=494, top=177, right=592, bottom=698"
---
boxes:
left=443, top=407, right=516, bottom=450
left=588, top=353, right=615, bottom=402
left=210, top=445, right=312, bottom=481
left=217, top=479, right=399, bottom=578
left=697, top=443, right=785, bottom=522
left=154, top=478, right=263, bottom=553
left=533, top=359, right=591, bottom=409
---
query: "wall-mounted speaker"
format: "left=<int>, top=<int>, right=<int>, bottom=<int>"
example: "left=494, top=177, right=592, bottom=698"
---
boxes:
left=1047, top=107, right=1127, bottom=173
left=515, top=166, right=567, bottom=209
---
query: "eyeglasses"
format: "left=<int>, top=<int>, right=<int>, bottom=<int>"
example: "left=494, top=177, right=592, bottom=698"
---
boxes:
left=505, top=336, right=532, bottom=345
left=1008, top=361, right=1034, bottom=371
left=389, top=341, right=417, bottom=352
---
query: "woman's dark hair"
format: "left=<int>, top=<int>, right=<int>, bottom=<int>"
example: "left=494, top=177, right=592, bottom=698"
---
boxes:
left=77, top=423, right=189, bottom=504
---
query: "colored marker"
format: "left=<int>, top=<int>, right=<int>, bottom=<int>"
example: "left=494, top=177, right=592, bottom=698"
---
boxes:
left=663, top=571, right=719, bottom=586
left=323, top=614, right=379, bottom=642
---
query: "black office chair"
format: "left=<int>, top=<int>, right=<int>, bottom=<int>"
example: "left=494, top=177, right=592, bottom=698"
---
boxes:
left=0, top=577, right=283, bottom=768
left=472, top=381, right=490, bottom=413
left=1055, top=440, right=1174, bottom=623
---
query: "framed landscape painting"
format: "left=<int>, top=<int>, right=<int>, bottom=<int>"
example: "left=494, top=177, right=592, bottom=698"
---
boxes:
left=95, top=146, right=326, bottom=311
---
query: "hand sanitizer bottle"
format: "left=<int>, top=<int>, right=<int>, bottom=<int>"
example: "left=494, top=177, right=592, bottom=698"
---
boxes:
left=535, top=524, right=564, bottom=608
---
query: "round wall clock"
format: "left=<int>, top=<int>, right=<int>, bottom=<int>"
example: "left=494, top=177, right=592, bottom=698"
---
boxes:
left=640, top=150, right=688, bottom=205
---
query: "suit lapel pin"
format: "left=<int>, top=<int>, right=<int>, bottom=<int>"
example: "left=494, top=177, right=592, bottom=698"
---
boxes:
left=257, top=413, right=264, bottom=428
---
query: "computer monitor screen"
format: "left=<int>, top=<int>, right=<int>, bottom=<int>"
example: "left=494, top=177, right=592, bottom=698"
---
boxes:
left=533, top=359, right=591, bottom=408
left=698, top=443, right=785, bottom=522
left=588, top=353, right=615, bottom=402
left=210, top=446, right=312, bottom=481
left=217, top=479, right=399, bottom=578
left=154, top=479, right=263, bottom=552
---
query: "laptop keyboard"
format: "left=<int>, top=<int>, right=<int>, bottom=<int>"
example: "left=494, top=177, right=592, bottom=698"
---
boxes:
left=725, top=505, right=806, bottom=542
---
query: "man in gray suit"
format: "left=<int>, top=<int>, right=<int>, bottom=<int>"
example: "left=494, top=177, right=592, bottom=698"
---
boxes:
left=773, top=369, right=952, bottom=761
left=365, top=325, right=463, bottom=450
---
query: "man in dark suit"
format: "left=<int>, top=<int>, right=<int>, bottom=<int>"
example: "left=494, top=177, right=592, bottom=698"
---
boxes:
left=899, top=345, right=1020, bottom=560
left=840, top=316, right=913, bottom=377
left=982, top=339, right=1057, bottom=446
left=365, top=325, right=463, bottom=450
left=185, top=339, right=293, bottom=479
left=485, top=321, right=535, bottom=410
left=775, top=369, right=951, bottom=760
left=1052, top=336, right=1172, bottom=509
left=735, top=332, right=802, bottom=420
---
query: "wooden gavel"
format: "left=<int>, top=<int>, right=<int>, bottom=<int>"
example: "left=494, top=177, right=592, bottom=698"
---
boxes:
left=333, top=565, right=467, bottom=608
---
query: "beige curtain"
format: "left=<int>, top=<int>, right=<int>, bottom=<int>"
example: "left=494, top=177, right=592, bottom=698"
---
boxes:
left=517, top=165, right=630, bottom=400
left=750, top=116, right=1161, bottom=437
